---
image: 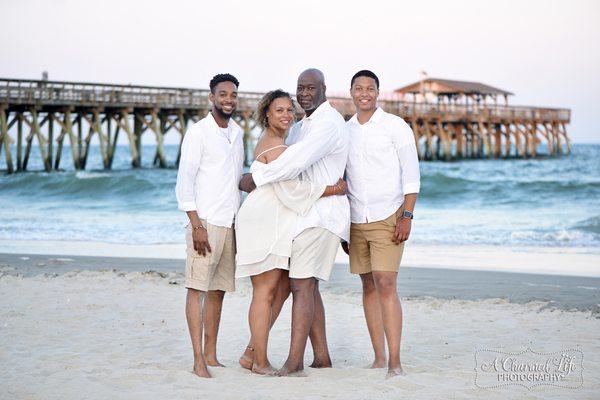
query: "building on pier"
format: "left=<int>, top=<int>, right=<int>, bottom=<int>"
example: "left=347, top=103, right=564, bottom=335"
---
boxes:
left=395, top=77, right=513, bottom=106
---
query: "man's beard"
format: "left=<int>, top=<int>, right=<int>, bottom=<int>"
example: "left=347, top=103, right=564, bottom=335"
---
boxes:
left=213, top=105, right=234, bottom=120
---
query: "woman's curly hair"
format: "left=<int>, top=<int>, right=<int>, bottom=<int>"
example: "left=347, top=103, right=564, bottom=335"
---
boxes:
left=256, top=89, right=294, bottom=129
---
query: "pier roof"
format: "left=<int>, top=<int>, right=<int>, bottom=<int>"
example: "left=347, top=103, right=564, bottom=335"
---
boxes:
left=395, top=78, right=514, bottom=96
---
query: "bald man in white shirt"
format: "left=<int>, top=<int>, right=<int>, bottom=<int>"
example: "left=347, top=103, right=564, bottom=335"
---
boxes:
left=344, top=70, right=420, bottom=378
left=176, top=73, right=245, bottom=378
left=239, top=69, right=349, bottom=376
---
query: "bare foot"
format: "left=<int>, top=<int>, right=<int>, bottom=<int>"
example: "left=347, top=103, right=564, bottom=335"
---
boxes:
left=386, top=366, right=407, bottom=379
left=279, top=363, right=307, bottom=377
left=309, top=358, right=332, bottom=368
left=252, top=364, right=279, bottom=376
left=367, top=358, right=387, bottom=369
left=239, top=346, right=253, bottom=370
left=192, top=361, right=212, bottom=378
left=206, top=360, right=225, bottom=367
left=205, top=356, right=225, bottom=367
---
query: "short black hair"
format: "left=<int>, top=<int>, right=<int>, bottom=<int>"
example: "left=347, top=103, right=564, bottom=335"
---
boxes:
left=209, top=73, right=239, bottom=93
left=350, top=70, right=379, bottom=89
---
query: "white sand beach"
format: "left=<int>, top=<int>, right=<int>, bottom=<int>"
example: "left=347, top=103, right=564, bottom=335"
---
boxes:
left=1, top=266, right=598, bottom=399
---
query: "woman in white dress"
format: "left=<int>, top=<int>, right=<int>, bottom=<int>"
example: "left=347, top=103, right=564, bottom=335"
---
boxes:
left=235, top=90, right=346, bottom=375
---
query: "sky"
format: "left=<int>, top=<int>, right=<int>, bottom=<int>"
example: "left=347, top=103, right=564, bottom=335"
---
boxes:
left=1, top=0, right=599, bottom=143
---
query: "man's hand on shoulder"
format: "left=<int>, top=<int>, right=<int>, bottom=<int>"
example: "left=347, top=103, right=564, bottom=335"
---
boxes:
left=239, top=173, right=256, bottom=193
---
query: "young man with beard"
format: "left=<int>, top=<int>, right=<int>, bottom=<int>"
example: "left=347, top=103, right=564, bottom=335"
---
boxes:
left=175, top=73, right=244, bottom=378
left=343, top=70, right=420, bottom=378
left=239, top=69, right=349, bottom=376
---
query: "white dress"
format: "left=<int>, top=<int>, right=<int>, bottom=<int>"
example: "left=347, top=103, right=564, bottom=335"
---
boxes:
left=235, top=158, right=325, bottom=278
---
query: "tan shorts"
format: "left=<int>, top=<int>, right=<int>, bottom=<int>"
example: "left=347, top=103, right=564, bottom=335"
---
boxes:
left=349, top=207, right=405, bottom=275
left=185, top=221, right=236, bottom=292
left=289, top=227, right=340, bottom=281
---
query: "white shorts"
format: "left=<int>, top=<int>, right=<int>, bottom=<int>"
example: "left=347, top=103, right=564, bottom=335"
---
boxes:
left=289, top=227, right=340, bottom=281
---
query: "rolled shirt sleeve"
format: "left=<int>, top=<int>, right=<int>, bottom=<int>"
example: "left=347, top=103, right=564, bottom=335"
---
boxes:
left=253, top=120, right=339, bottom=187
left=175, top=126, right=202, bottom=211
left=392, top=120, right=421, bottom=195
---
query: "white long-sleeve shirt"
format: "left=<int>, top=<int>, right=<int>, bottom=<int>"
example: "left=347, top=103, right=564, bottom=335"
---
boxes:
left=345, top=107, right=420, bottom=224
left=252, top=101, right=351, bottom=241
left=175, top=113, right=244, bottom=228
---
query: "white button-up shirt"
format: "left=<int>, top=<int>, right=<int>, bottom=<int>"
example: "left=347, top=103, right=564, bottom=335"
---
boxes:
left=175, top=113, right=244, bottom=228
left=346, top=107, right=420, bottom=224
left=252, top=101, right=351, bottom=241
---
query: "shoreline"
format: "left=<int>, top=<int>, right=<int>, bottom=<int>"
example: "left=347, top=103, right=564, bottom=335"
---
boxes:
left=1, top=239, right=599, bottom=278
left=2, top=252, right=599, bottom=313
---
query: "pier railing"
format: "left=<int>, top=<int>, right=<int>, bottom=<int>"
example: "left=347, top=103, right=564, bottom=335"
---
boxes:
left=329, top=98, right=570, bottom=123
left=0, top=78, right=266, bottom=111
left=1, top=78, right=570, bottom=123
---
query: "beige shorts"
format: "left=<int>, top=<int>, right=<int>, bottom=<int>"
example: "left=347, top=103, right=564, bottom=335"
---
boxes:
left=289, top=227, right=340, bottom=281
left=185, top=221, right=236, bottom=292
left=349, top=207, right=405, bottom=275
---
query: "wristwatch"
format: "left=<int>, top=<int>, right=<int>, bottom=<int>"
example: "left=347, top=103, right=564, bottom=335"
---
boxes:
left=401, top=210, right=414, bottom=220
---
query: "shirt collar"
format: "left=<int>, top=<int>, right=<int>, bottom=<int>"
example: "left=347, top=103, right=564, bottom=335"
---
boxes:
left=304, top=100, right=331, bottom=121
left=206, top=112, right=241, bottom=140
left=370, top=107, right=384, bottom=123
left=349, top=107, right=384, bottom=126
left=206, top=112, right=221, bottom=129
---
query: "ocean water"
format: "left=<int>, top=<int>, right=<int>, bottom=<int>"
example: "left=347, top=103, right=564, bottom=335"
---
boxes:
left=0, top=144, right=599, bottom=249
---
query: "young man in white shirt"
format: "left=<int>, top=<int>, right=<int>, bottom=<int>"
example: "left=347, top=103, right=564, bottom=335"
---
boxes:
left=239, top=69, right=349, bottom=376
left=344, top=70, right=420, bottom=378
left=175, top=73, right=244, bottom=378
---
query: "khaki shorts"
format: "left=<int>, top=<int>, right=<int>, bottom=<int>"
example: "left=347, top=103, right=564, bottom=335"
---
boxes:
left=289, top=227, right=340, bottom=281
left=185, top=221, right=236, bottom=292
left=349, top=207, right=405, bottom=275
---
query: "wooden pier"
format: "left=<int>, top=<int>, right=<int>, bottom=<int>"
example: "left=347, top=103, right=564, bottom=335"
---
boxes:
left=0, top=77, right=571, bottom=173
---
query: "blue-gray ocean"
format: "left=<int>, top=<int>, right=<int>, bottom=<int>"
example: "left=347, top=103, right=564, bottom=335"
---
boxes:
left=0, top=144, right=599, bottom=249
